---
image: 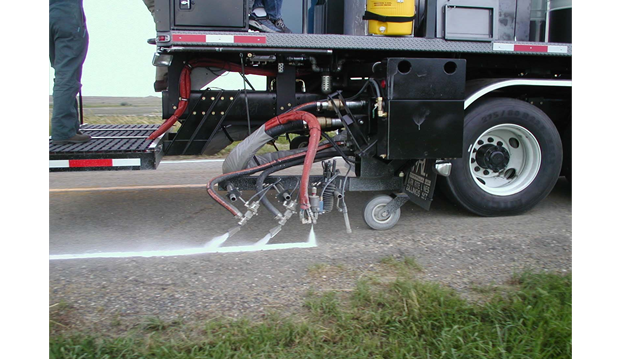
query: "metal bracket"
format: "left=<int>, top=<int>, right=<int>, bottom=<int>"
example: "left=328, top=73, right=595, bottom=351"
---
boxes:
left=384, top=194, right=410, bottom=216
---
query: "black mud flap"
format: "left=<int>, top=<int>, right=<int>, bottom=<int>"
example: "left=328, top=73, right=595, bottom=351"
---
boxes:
left=402, top=159, right=438, bottom=210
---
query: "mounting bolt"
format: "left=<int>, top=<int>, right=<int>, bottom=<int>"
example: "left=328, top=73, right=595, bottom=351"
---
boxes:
left=280, top=106, right=284, bottom=110
left=173, top=105, right=177, bottom=110
left=221, top=97, right=225, bottom=101
left=380, top=154, right=387, bottom=159
left=211, top=97, right=215, bottom=101
left=201, top=97, right=206, bottom=101
left=230, top=97, right=234, bottom=101
left=399, top=172, right=405, bottom=178
left=220, top=111, right=225, bottom=115
left=192, top=111, right=196, bottom=115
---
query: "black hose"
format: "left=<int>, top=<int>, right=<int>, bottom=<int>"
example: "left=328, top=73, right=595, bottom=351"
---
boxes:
left=256, top=159, right=304, bottom=218
left=265, top=120, right=305, bottom=138
left=255, top=149, right=340, bottom=218
left=321, top=132, right=355, bottom=164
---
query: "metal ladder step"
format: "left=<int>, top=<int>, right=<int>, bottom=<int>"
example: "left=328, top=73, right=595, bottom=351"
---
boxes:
left=49, top=124, right=165, bottom=172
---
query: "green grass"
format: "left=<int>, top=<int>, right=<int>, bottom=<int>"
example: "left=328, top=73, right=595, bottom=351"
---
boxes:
left=49, top=270, right=571, bottom=359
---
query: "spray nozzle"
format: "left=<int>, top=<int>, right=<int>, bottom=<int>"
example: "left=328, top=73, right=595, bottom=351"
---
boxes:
left=269, top=225, right=282, bottom=238
left=238, top=200, right=260, bottom=226
left=300, top=208, right=317, bottom=225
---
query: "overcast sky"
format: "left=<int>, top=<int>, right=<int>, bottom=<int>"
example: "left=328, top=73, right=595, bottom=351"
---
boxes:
left=48, top=0, right=282, bottom=97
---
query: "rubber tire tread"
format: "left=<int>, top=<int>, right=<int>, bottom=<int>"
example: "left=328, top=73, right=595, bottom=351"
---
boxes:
left=441, top=98, right=562, bottom=216
left=363, top=195, right=401, bottom=230
left=562, top=122, right=572, bottom=183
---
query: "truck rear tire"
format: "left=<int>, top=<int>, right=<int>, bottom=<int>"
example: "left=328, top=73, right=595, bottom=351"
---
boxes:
left=441, top=98, right=562, bottom=216
left=562, top=122, right=572, bottom=183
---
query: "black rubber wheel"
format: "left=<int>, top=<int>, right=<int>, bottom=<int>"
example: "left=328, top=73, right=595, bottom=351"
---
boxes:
left=441, top=98, right=563, bottom=216
left=363, top=195, right=401, bottom=230
left=289, top=135, right=309, bottom=150
left=562, top=122, right=572, bottom=183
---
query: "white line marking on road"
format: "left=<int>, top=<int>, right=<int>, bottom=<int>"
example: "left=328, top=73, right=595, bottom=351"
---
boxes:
left=50, top=241, right=316, bottom=260
left=49, top=184, right=206, bottom=193
left=160, top=159, right=224, bottom=164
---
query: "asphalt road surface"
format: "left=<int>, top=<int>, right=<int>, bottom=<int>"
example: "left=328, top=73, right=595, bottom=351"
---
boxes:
left=49, top=158, right=572, bottom=330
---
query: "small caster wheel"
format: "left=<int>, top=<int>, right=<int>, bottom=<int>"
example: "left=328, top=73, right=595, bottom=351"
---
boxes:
left=363, top=195, right=401, bottom=230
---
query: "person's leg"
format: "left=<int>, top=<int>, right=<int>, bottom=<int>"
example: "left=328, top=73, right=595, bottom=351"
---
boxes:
left=142, top=0, right=155, bottom=14
left=50, top=1, right=89, bottom=141
left=252, top=0, right=264, bottom=10
left=263, top=0, right=282, bottom=20
left=249, top=0, right=281, bottom=32
left=142, top=0, right=167, bottom=91
left=308, top=0, right=318, bottom=33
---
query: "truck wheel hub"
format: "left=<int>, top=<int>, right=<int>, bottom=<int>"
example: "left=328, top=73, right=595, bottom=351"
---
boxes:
left=476, top=144, right=510, bottom=172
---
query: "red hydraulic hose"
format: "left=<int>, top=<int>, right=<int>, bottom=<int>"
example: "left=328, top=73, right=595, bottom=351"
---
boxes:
left=148, top=59, right=278, bottom=140
left=265, top=111, right=321, bottom=210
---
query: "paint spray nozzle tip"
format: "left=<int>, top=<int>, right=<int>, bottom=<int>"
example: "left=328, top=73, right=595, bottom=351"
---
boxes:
left=228, top=226, right=241, bottom=237
left=269, top=225, right=282, bottom=238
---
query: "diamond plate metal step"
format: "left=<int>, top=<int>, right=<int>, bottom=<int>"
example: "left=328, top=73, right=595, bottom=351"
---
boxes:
left=49, top=124, right=165, bottom=172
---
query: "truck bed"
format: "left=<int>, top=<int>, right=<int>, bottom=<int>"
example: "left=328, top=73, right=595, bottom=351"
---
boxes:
left=157, top=31, right=572, bottom=57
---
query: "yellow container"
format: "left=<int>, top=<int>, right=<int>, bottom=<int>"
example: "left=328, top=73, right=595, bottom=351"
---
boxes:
left=366, top=0, right=416, bottom=36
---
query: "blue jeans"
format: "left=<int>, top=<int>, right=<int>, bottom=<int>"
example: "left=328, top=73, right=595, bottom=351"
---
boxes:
left=253, top=0, right=283, bottom=20
left=49, top=0, right=89, bottom=140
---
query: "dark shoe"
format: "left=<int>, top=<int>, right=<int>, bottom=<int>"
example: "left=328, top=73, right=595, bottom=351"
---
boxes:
left=249, top=12, right=281, bottom=33
left=52, top=133, right=91, bottom=145
left=273, top=19, right=292, bottom=33
left=154, top=79, right=167, bottom=92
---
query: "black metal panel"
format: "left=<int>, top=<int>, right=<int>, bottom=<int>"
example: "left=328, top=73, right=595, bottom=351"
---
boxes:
left=165, top=90, right=241, bottom=155
left=276, top=64, right=297, bottom=114
left=313, top=0, right=344, bottom=34
left=380, top=58, right=465, bottom=159
left=172, top=0, right=247, bottom=30
left=386, top=100, right=464, bottom=159
left=386, top=58, right=466, bottom=100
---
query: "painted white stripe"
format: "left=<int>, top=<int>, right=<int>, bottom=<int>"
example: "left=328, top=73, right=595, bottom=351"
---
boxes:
left=49, top=160, right=70, bottom=168
left=465, top=79, right=572, bottom=109
left=493, top=43, right=514, bottom=51
left=160, top=159, right=225, bottom=164
left=49, top=184, right=206, bottom=193
left=50, top=239, right=317, bottom=260
left=547, top=45, right=569, bottom=54
left=205, top=35, right=235, bottom=43
left=112, top=158, right=141, bottom=167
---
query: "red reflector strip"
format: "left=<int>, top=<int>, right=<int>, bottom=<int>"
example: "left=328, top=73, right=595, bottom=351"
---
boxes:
left=50, top=159, right=141, bottom=169
left=514, top=44, right=548, bottom=53
left=172, top=34, right=206, bottom=43
left=69, top=159, right=112, bottom=168
left=234, top=35, right=267, bottom=44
